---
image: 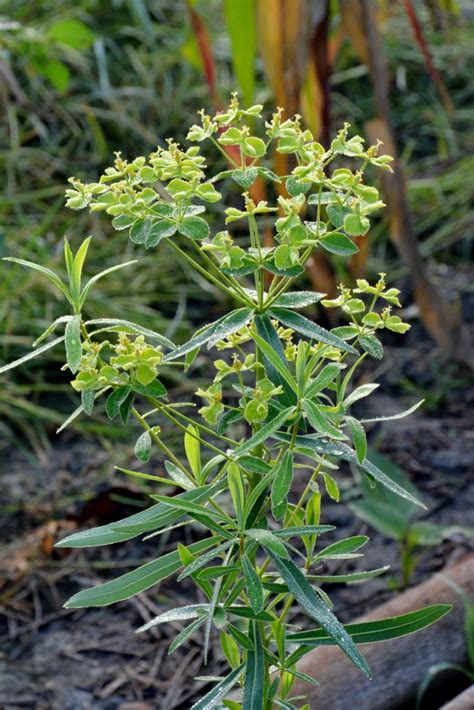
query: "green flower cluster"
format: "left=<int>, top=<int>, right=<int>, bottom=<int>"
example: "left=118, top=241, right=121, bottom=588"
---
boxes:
left=71, top=334, right=163, bottom=392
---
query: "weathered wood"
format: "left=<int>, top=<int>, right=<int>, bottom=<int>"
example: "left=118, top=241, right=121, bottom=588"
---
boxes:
left=441, top=685, right=474, bottom=710
left=292, top=554, right=474, bottom=709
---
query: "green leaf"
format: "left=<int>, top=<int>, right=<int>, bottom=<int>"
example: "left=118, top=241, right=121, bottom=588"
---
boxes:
left=344, top=213, right=370, bottom=236
left=276, top=432, right=426, bottom=508
left=232, top=167, right=258, bottom=189
left=359, top=334, right=383, bottom=359
left=268, top=553, right=371, bottom=678
left=64, top=537, right=217, bottom=608
left=346, top=416, right=367, bottom=462
left=344, top=383, right=379, bottom=407
left=0, top=335, right=65, bottom=375
left=310, top=566, right=390, bottom=584
left=252, top=332, right=298, bottom=393
left=56, top=483, right=219, bottom=547
left=165, top=309, right=254, bottom=361
left=246, top=529, right=289, bottom=559
left=287, top=605, right=452, bottom=645
left=85, top=318, right=174, bottom=350
left=190, top=664, right=245, bottom=710
left=322, top=472, right=340, bottom=502
left=360, top=399, right=424, bottom=424
left=150, top=494, right=226, bottom=524
left=137, top=604, right=208, bottom=632
left=81, top=389, right=94, bottom=416
left=320, top=233, right=358, bottom=256
left=178, top=539, right=237, bottom=580
left=242, top=554, right=264, bottom=613
left=3, top=257, right=70, bottom=300
left=254, top=314, right=297, bottom=406
left=243, top=622, right=265, bottom=710
left=169, top=616, right=206, bottom=654
left=302, top=399, right=346, bottom=441
left=272, top=525, right=335, bottom=538
left=132, top=379, right=168, bottom=399
left=185, top=424, right=201, bottom=480
left=80, top=260, right=138, bottom=307
left=105, top=386, right=130, bottom=420
left=272, top=291, right=326, bottom=309
left=326, top=204, right=352, bottom=229
left=134, top=431, right=152, bottom=462
left=271, top=451, right=294, bottom=513
left=146, top=220, right=178, bottom=247
left=225, top=606, right=274, bottom=622
left=238, top=455, right=272, bottom=475
left=64, top=316, right=82, bottom=373
left=316, top=535, right=368, bottom=560
left=269, top=307, right=357, bottom=355
left=233, top=406, right=296, bottom=457
left=206, top=308, right=254, bottom=349
left=305, top=363, right=345, bottom=399
left=179, top=216, right=210, bottom=240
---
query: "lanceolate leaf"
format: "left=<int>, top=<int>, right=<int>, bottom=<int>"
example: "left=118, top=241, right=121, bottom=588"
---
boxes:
left=243, top=621, right=265, bottom=710
left=254, top=314, right=297, bottom=406
left=64, top=537, right=217, bottom=608
left=242, top=554, right=264, bottom=613
left=305, top=363, right=345, bottom=399
left=136, top=604, right=208, bottom=632
left=190, top=664, right=245, bottom=710
left=287, top=605, right=452, bottom=645
left=85, top=318, right=174, bottom=349
left=346, top=416, right=367, bottom=462
left=269, top=307, right=358, bottom=355
left=309, top=566, right=390, bottom=584
left=268, top=553, right=371, bottom=678
left=253, top=332, right=298, bottom=393
left=206, top=308, right=254, bottom=349
left=233, top=406, right=296, bottom=457
left=165, top=308, right=254, bottom=361
left=272, top=291, right=326, bottom=309
left=0, top=335, right=65, bottom=375
left=275, top=433, right=425, bottom=508
left=178, top=539, right=237, bottom=580
left=55, top=483, right=220, bottom=547
left=64, top=316, right=82, bottom=373
left=273, top=525, right=335, bottom=538
left=302, top=399, right=347, bottom=440
left=271, top=451, right=294, bottom=511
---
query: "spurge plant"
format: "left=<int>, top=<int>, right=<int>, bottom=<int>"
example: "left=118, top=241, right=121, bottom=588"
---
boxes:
left=1, top=96, right=451, bottom=709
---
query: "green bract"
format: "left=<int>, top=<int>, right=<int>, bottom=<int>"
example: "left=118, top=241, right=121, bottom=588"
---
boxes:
left=2, top=94, right=449, bottom=709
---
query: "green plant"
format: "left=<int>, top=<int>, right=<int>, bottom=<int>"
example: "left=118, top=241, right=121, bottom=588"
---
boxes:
left=1, top=97, right=451, bottom=709
left=350, top=453, right=474, bottom=588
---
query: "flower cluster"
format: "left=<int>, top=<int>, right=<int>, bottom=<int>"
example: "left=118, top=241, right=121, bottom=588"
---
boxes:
left=71, top=334, right=163, bottom=392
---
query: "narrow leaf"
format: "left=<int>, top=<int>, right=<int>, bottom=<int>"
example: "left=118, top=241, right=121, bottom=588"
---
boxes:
left=242, top=554, right=264, bottom=614
left=65, top=316, right=82, bottom=373
left=287, top=605, right=452, bottom=645
left=190, top=664, right=245, bottom=710
left=268, top=553, right=371, bottom=678
left=243, top=621, right=265, bottom=710
left=64, top=537, right=217, bottom=607
left=270, top=307, right=357, bottom=355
